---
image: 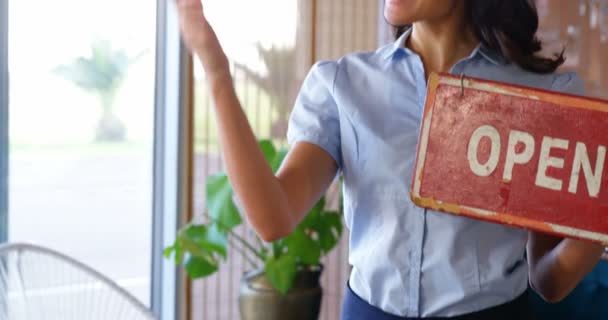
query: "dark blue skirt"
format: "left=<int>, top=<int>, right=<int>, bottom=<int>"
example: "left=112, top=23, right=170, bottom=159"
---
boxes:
left=341, top=282, right=531, bottom=320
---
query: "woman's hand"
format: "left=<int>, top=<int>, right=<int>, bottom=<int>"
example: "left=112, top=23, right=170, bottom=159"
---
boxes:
left=175, top=0, right=230, bottom=84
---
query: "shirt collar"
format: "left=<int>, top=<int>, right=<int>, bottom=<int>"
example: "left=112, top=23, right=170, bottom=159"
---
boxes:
left=380, top=27, right=506, bottom=66
left=380, top=28, right=412, bottom=60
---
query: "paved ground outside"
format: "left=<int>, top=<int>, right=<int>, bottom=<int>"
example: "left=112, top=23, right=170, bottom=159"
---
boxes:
left=9, top=147, right=154, bottom=305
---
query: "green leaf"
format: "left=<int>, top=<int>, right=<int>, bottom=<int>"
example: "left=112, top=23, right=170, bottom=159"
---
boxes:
left=175, top=241, right=183, bottom=264
left=163, top=245, right=174, bottom=259
left=323, top=211, right=343, bottom=235
left=272, top=239, right=285, bottom=259
left=179, top=224, right=228, bottom=258
left=184, top=255, right=218, bottom=278
left=259, top=245, right=269, bottom=258
left=298, top=198, right=325, bottom=230
left=284, top=229, right=321, bottom=265
left=259, top=140, right=276, bottom=164
left=164, top=241, right=184, bottom=264
left=206, top=174, right=242, bottom=230
left=265, top=255, right=297, bottom=294
left=317, top=212, right=343, bottom=252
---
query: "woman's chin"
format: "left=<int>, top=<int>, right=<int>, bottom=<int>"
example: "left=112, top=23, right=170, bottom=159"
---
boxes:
left=384, top=12, right=413, bottom=27
left=384, top=5, right=414, bottom=26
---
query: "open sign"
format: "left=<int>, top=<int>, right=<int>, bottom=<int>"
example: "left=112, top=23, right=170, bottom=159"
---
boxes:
left=411, top=73, right=608, bottom=244
left=466, top=125, right=605, bottom=198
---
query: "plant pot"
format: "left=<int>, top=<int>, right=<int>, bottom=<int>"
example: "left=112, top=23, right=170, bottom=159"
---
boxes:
left=95, top=112, right=126, bottom=142
left=239, top=266, right=323, bottom=320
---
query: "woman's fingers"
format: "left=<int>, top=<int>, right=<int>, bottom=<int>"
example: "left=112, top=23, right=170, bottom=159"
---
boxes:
left=175, top=0, right=204, bottom=13
left=174, top=0, right=230, bottom=78
left=174, top=0, right=209, bottom=50
left=175, top=0, right=206, bottom=27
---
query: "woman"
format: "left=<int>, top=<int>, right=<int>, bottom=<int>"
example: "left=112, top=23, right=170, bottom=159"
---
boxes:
left=175, top=0, right=605, bottom=319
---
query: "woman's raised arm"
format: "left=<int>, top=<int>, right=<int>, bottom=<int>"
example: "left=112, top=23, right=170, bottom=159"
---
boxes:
left=175, top=0, right=339, bottom=241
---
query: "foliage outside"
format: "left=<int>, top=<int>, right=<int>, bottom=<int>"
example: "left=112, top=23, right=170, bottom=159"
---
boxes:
left=235, top=45, right=297, bottom=139
left=54, top=39, right=144, bottom=142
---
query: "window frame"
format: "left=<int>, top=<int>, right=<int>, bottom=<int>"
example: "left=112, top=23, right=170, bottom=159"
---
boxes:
left=0, top=0, right=8, bottom=243
left=151, top=1, right=192, bottom=319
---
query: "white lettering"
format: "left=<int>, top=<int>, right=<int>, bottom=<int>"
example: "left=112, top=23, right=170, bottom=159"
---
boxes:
left=468, top=125, right=501, bottom=177
left=535, top=137, right=569, bottom=191
left=568, top=143, right=606, bottom=197
left=503, top=130, right=535, bottom=182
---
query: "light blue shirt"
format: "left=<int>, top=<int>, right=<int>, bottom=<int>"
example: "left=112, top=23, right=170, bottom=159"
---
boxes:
left=287, top=29, right=585, bottom=317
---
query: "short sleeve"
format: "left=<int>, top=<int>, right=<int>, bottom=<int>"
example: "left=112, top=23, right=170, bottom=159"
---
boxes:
left=287, top=61, right=342, bottom=168
left=551, top=72, right=586, bottom=96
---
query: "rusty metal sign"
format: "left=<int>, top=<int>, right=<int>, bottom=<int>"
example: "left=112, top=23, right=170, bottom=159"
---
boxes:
left=411, top=73, right=608, bottom=244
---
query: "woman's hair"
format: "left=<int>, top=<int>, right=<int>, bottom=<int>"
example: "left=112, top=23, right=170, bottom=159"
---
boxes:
left=394, top=0, right=564, bottom=74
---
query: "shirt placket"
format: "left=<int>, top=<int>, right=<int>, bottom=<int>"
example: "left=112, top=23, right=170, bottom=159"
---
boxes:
left=408, top=55, right=428, bottom=317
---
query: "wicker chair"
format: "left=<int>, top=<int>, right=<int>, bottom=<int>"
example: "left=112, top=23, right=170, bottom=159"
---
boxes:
left=0, top=243, right=156, bottom=320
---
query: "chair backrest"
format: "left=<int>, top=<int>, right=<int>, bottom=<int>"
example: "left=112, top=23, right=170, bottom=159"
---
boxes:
left=0, top=243, right=157, bottom=320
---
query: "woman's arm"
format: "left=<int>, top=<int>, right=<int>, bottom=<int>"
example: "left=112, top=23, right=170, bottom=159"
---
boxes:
left=175, top=0, right=338, bottom=241
left=527, top=231, right=604, bottom=303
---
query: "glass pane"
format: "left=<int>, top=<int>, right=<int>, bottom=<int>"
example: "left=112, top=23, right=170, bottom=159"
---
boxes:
left=191, top=1, right=303, bottom=319
left=8, top=0, right=156, bottom=305
left=190, top=1, right=378, bottom=319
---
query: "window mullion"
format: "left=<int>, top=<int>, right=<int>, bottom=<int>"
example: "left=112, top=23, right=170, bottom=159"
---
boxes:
left=0, top=0, right=9, bottom=243
left=151, top=1, right=191, bottom=319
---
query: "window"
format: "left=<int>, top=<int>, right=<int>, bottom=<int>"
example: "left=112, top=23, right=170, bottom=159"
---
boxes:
left=6, top=0, right=157, bottom=305
left=190, top=1, right=379, bottom=319
left=2, top=2, right=191, bottom=318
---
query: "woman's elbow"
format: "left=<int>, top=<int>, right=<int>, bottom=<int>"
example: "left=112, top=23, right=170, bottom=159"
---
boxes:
left=258, top=228, right=288, bottom=242
left=534, top=288, right=566, bottom=304
left=529, top=277, right=568, bottom=303
left=255, top=217, right=296, bottom=242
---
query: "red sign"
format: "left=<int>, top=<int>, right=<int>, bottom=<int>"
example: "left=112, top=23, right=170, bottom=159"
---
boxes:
left=411, top=73, right=608, bottom=244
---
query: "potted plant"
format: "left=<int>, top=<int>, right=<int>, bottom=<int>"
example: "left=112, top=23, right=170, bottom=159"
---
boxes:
left=164, top=140, right=343, bottom=320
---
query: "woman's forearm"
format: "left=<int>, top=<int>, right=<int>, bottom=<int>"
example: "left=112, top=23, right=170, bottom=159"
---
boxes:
left=185, top=21, right=296, bottom=241
left=204, top=68, right=296, bottom=241
left=529, top=236, right=604, bottom=302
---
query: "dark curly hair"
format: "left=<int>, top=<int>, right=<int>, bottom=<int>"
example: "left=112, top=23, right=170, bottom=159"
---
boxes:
left=393, top=0, right=564, bottom=74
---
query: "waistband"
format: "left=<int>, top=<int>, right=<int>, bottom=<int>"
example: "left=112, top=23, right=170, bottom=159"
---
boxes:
left=341, top=282, right=531, bottom=320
